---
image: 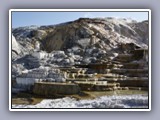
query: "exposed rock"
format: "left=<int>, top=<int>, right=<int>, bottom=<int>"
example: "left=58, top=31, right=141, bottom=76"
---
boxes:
left=12, top=35, right=20, bottom=53
left=12, top=35, right=21, bottom=60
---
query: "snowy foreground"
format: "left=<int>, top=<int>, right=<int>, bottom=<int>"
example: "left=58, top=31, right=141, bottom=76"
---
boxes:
left=12, top=94, right=148, bottom=108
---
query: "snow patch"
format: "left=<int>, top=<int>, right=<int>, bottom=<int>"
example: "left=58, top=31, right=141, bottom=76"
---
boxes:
left=12, top=94, right=148, bottom=108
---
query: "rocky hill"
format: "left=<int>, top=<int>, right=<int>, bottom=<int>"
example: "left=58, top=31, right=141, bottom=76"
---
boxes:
left=13, top=18, right=148, bottom=57
left=12, top=17, right=148, bottom=65
left=11, top=17, right=149, bottom=93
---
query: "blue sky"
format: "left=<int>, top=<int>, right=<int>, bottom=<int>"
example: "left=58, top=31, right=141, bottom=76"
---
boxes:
left=12, top=11, right=148, bottom=28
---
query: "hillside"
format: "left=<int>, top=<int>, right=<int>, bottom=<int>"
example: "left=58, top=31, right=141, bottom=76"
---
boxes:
left=11, top=17, right=149, bottom=95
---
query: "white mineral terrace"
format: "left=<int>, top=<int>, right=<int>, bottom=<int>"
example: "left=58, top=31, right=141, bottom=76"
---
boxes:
left=16, top=67, right=67, bottom=87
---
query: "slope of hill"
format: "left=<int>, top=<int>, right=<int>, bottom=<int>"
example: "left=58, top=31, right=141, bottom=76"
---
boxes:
left=11, top=17, right=149, bottom=96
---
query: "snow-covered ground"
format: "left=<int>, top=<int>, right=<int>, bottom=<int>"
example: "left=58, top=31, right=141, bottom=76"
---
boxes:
left=12, top=94, right=148, bottom=108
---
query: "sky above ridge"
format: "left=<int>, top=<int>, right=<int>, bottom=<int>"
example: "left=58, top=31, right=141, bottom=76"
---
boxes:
left=12, top=11, right=148, bottom=28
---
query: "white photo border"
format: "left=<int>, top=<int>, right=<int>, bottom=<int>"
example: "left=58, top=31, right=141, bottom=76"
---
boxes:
left=9, top=9, right=151, bottom=111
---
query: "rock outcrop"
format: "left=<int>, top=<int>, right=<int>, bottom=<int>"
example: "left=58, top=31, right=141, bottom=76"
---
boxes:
left=12, top=35, right=21, bottom=60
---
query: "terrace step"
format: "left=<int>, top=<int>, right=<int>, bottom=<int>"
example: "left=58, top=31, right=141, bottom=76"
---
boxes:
left=75, top=63, right=123, bottom=69
left=118, top=80, right=148, bottom=87
left=127, top=73, right=148, bottom=77
left=101, top=73, right=127, bottom=78
left=76, top=82, right=118, bottom=91
left=113, top=54, right=134, bottom=63
left=122, top=61, right=148, bottom=69
left=102, top=77, right=148, bottom=81
left=127, top=87, right=149, bottom=91
left=111, top=68, right=148, bottom=74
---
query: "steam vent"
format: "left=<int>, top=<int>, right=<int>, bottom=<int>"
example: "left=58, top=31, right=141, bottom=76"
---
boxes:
left=12, top=18, right=149, bottom=98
